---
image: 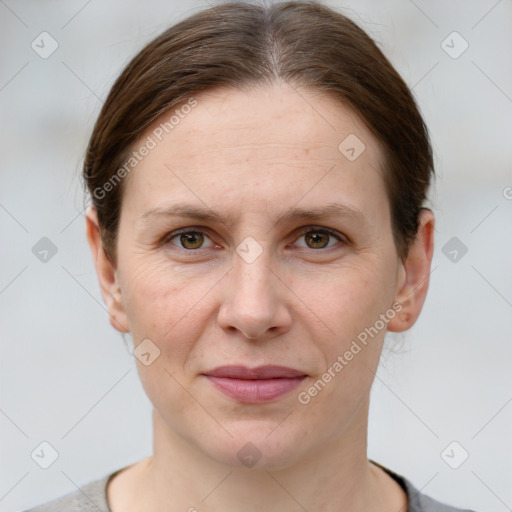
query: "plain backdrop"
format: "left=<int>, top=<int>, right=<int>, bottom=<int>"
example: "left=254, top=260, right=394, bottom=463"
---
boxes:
left=1, top=1, right=511, bottom=511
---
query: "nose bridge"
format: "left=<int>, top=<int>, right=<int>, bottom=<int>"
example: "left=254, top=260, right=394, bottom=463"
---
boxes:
left=231, top=244, right=274, bottom=309
left=217, top=241, right=289, bottom=338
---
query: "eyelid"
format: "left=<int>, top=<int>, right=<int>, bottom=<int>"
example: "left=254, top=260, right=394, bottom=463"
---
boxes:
left=162, top=227, right=217, bottom=249
left=292, top=226, right=346, bottom=244
left=161, top=225, right=347, bottom=250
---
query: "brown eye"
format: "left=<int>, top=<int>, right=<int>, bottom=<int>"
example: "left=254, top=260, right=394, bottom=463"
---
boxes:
left=179, top=231, right=204, bottom=249
left=305, top=231, right=330, bottom=248
left=166, top=230, right=213, bottom=250
left=294, top=228, right=342, bottom=250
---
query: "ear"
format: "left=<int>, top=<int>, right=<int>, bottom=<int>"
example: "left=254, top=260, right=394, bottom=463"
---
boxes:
left=387, top=208, right=435, bottom=332
left=85, top=206, right=130, bottom=333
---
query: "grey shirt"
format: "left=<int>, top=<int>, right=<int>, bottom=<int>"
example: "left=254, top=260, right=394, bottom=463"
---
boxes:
left=24, top=461, right=477, bottom=512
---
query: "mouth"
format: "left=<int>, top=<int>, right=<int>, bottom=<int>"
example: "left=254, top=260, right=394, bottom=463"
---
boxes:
left=202, top=365, right=307, bottom=403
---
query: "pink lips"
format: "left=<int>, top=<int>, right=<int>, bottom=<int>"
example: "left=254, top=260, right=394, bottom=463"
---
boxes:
left=203, top=365, right=307, bottom=403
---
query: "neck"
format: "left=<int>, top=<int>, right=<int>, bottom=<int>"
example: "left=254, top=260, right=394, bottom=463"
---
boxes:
left=134, top=397, right=396, bottom=512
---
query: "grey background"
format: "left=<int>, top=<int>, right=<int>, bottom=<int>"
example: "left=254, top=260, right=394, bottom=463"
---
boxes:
left=1, top=1, right=511, bottom=511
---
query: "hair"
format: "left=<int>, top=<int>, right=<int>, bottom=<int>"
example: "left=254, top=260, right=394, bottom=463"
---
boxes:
left=82, top=0, right=434, bottom=266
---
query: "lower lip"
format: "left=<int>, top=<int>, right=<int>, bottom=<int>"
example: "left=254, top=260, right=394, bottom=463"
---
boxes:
left=205, top=376, right=306, bottom=403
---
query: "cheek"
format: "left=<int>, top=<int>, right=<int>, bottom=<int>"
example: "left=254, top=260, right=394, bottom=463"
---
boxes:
left=121, top=254, right=179, bottom=314
left=291, top=258, right=395, bottom=340
left=122, top=263, right=180, bottom=331
left=291, top=258, right=395, bottom=399
left=119, top=256, right=221, bottom=354
left=120, top=262, right=213, bottom=404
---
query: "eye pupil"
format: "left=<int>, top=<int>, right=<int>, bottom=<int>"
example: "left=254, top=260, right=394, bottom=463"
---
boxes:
left=180, top=232, right=204, bottom=249
left=305, top=231, right=329, bottom=249
left=172, top=229, right=336, bottom=251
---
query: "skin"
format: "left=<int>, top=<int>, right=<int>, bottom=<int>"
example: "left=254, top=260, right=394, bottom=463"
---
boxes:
left=86, top=81, right=434, bottom=511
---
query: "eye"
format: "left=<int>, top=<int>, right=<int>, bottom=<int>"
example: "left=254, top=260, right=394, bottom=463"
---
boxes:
left=294, top=228, right=344, bottom=249
left=167, top=230, right=215, bottom=250
left=162, top=227, right=344, bottom=252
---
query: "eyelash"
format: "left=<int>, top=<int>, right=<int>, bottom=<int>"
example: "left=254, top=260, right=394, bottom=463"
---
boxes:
left=162, top=226, right=346, bottom=252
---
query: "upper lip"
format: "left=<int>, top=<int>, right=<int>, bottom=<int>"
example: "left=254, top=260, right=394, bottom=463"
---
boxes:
left=203, top=365, right=306, bottom=379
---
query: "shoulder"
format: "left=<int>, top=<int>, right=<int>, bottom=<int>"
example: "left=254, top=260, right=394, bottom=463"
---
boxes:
left=408, top=491, right=477, bottom=512
left=23, top=471, right=115, bottom=512
left=404, top=479, right=478, bottom=512
left=371, top=460, right=479, bottom=512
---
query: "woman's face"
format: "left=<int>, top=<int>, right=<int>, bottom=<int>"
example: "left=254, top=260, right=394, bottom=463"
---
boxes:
left=88, top=82, right=433, bottom=470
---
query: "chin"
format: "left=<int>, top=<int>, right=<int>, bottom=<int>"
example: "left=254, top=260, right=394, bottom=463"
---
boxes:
left=198, top=427, right=311, bottom=471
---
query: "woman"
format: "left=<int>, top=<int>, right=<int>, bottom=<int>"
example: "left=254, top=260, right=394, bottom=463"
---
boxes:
left=27, top=1, right=477, bottom=511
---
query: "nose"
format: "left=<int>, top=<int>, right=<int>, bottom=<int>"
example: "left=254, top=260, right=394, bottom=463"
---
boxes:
left=217, top=248, right=292, bottom=340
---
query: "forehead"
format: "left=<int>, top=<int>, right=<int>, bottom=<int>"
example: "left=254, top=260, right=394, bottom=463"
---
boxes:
left=122, top=82, right=388, bottom=222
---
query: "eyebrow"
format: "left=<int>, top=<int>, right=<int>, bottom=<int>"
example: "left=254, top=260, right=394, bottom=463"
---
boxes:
left=140, top=201, right=368, bottom=231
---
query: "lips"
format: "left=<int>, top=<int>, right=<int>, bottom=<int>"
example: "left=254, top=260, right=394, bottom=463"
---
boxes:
left=204, top=365, right=306, bottom=379
left=202, top=365, right=307, bottom=403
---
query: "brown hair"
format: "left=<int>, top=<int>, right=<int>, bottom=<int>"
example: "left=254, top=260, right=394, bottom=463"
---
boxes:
left=83, top=0, right=434, bottom=265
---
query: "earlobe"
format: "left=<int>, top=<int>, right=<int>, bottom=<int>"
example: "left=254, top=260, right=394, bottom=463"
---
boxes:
left=387, top=208, right=435, bottom=333
left=85, top=207, right=130, bottom=333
